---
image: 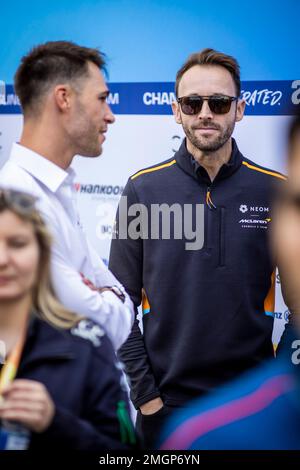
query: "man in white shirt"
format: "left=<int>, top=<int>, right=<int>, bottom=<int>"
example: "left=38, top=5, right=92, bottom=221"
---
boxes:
left=0, top=41, right=133, bottom=350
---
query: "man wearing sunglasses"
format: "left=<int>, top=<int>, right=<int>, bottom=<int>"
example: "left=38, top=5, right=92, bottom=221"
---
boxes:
left=109, top=48, right=285, bottom=448
left=159, top=117, right=300, bottom=452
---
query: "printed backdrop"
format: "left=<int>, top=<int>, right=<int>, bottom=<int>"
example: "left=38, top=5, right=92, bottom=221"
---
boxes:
left=0, top=0, right=299, bottom=346
left=0, top=80, right=298, bottom=345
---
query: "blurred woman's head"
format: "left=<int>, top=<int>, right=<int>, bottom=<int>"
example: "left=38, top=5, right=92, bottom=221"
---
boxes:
left=287, top=116, right=300, bottom=193
left=288, top=115, right=300, bottom=158
left=0, top=189, right=78, bottom=328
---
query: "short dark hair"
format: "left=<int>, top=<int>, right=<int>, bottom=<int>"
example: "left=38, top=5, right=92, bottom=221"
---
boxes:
left=14, top=41, right=106, bottom=114
left=175, top=48, right=241, bottom=98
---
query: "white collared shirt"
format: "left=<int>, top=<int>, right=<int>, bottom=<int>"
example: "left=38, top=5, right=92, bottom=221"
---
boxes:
left=0, top=143, right=134, bottom=350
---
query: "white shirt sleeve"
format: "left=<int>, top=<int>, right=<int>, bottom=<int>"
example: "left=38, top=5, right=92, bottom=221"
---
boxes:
left=50, top=244, right=134, bottom=351
left=43, top=204, right=134, bottom=351
left=0, top=157, right=134, bottom=350
left=87, top=240, right=134, bottom=311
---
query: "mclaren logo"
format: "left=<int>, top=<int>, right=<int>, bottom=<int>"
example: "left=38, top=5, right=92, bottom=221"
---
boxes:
left=239, top=204, right=248, bottom=213
left=239, top=217, right=271, bottom=230
left=239, top=218, right=268, bottom=225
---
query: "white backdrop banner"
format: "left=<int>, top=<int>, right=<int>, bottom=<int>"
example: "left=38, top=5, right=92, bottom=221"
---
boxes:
left=0, top=79, right=299, bottom=345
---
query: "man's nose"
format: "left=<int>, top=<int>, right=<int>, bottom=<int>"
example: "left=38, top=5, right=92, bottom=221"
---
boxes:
left=105, top=102, right=115, bottom=124
left=197, top=99, right=213, bottom=119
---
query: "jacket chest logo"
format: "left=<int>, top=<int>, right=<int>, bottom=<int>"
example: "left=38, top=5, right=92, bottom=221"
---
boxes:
left=238, top=204, right=271, bottom=230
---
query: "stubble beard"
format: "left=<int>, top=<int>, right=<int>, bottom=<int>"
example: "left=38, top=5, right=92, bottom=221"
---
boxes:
left=75, top=114, right=103, bottom=158
left=183, top=119, right=236, bottom=153
left=72, top=102, right=102, bottom=158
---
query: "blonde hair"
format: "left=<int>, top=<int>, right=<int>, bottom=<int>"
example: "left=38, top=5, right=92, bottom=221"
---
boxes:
left=0, top=189, right=81, bottom=329
left=31, top=212, right=82, bottom=329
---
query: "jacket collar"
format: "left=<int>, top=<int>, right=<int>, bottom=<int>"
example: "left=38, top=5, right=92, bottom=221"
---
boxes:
left=175, top=137, right=243, bottom=185
left=18, top=315, right=74, bottom=373
left=10, top=143, right=75, bottom=193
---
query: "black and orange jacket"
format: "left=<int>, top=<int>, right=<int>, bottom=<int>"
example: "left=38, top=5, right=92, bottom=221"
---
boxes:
left=109, top=138, right=286, bottom=409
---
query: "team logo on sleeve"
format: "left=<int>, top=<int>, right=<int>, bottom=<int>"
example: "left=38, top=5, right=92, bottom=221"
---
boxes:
left=71, top=320, right=105, bottom=346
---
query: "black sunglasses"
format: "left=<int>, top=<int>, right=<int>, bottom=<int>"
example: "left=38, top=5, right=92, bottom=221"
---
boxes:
left=177, top=95, right=239, bottom=115
left=0, top=188, right=38, bottom=215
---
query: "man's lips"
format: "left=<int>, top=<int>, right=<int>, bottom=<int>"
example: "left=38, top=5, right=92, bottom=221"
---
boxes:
left=194, top=127, right=219, bottom=133
left=0, top=276, right=14, bottom=284
left=193, top=125, right=219, bottom=130
left=99, top=130, right=107, bottom=141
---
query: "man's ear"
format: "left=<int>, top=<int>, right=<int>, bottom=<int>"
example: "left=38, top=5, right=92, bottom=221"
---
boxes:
left=53, top=84, right=73, bottom=112
left=236, top=98, right=246, bottom=122
left=172, top=100, right=182, bottom=124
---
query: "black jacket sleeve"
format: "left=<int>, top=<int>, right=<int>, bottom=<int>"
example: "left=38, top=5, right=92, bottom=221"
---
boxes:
left=109, top=179, right=161, bottom=409
left=30, top=336, right=135, bottom=450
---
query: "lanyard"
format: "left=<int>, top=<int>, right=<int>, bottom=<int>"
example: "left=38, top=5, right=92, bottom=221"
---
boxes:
left=0, top=321, right=27, bottom=397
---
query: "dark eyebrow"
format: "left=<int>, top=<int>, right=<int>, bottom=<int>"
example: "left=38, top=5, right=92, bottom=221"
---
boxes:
left=99, top=90, right=110, bottom=98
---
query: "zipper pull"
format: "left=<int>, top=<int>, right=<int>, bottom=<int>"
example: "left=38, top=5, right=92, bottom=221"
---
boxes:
left=206, top=187, right=217, bottom=210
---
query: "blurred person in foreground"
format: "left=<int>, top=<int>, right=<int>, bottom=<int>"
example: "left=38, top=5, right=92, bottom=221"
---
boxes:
left=159, top=116, right=300, bottom=450
left=0, top=188, right=135, bottom=450
left=0, top=41, right=133, bottom=352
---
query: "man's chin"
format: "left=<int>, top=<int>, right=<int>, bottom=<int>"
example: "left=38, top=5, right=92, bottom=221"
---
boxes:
left=191, top=138, right=224, bottom=153
left=198, top=143, right=224, bottom=153
left=78, top=147, right=103, bottom=158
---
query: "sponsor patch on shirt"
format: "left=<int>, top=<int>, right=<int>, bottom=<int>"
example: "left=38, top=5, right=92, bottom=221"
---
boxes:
left=238, top=203, right=271, bottom=230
